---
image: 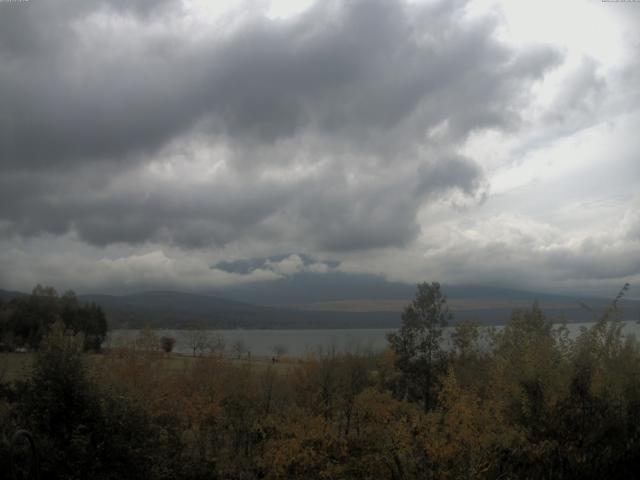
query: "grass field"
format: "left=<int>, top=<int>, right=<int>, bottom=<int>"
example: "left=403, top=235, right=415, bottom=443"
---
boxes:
left=0, top=352, right=34, bottom=383
left=0, top=350, right=296, bottom=385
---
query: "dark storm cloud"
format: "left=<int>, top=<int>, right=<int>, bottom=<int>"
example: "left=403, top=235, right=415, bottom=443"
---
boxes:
left=0, top=167, right=292, bottom=247
left=0, top=0, right=561, bottom=251
left=0, top=0, right=197, bottom=170
left=0, top=159, right=474, bottom=250
left=192, top=0, right=562, bottom=158
left=0, top=0, right=560, bottom=169
left=416, top=154, right=482, bottom=198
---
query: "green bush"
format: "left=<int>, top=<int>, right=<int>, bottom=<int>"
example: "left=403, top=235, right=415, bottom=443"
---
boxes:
left=17, top=322, right=167, bottom=479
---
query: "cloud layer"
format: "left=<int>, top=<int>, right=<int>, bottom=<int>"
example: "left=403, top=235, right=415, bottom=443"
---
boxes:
left=0, top=0, right=557, bottom=247
left=0, top=0, right=638, bottom=297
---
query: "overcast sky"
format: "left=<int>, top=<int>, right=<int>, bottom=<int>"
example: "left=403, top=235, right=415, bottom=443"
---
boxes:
left=0, top=0, right=638, bottom=297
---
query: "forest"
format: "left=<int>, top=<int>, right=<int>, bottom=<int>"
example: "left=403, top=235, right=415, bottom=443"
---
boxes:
left=0, top=285, right=108, bottom=352
left=1, top=282, right=640, bottom=479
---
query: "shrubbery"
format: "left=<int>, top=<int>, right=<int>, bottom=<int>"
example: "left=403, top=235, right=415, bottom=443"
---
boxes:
left=0, top=285, right=107, bottom=351
left=2, top=283, right=640, bottom=479
left=11, top=322, right=163, bottom=479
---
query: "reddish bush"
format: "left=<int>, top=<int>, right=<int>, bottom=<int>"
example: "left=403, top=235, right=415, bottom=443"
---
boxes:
left=160, top=336, right=176, bottom=354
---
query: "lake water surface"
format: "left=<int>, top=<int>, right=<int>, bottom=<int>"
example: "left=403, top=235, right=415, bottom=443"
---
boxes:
left=107, top=320, right=640, bottom=357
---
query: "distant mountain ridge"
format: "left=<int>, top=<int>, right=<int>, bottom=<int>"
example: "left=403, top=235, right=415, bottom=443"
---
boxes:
left=212, top=272, right=628, bottom=305
left=76, top=290, right=399, bottom=329
left=2, top=281, right=638, bottom=329
left=0, top=289, right=26, bottom=301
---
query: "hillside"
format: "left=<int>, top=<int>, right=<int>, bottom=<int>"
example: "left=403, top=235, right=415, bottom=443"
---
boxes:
left=77, top=290, right=399, bottom=329
left=3, top=283, right=638, bottom=329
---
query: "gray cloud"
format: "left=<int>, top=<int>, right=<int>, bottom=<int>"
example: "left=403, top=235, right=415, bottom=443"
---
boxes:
left=11, top=0, right=637, bottom=299
left=0, top=154, right=483, bottom=251
left=0, top=0, right=561, bottom=254
left=1, top=0, right=560, bottom=168
left=0, top=0, right=175, bottom=57
left=544, top=57, right=607, bottom=125
left=416, top=154, right=482, bottom=198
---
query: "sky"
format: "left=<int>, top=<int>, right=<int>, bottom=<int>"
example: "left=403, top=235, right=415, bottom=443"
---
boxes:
left=0, top=0, right=638, bottom=298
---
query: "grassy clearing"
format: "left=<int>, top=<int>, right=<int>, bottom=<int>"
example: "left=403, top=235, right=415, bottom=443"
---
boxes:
left=0, top=350, right=299, bottom=385
left=0, top=352, right=34, bottom=383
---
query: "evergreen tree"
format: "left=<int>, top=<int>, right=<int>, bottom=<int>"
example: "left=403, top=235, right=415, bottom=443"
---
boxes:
left=388, top=282, right=451, bottom=411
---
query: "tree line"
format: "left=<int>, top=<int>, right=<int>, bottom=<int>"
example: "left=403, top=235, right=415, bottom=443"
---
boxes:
left=1, top=282, right=640, bottom=479
left=0, top=285, right=108, bottom=351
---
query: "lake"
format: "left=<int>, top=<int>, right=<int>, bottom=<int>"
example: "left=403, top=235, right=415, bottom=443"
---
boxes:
left=106, top=320, right=640, bottom=357
left=106, top=328, right=392, bottom=357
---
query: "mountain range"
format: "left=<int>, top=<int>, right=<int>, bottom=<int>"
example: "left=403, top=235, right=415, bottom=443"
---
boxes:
left=2, top=274, right=638, bottom=329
